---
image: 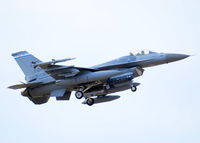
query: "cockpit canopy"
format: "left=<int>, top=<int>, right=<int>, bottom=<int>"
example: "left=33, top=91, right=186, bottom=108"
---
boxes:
left=131, top=50, right=155, bottom=56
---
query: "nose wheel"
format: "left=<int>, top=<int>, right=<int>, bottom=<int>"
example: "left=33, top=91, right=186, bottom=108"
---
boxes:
left=131, top=86, right=137, bottom=92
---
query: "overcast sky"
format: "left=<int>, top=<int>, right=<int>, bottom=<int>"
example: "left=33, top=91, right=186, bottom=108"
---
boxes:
left=0, top=0, right=200, bottom=143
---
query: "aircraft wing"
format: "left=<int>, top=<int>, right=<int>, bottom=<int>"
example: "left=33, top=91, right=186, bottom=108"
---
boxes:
left=44, top=65, right=98, bottom=72
left=31, top=56, right=99, bottom=80
left=44, top=65, right=98, bottom=79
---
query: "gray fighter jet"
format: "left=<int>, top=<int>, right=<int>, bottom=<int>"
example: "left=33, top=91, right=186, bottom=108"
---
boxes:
left=8, top=50, right=189, bottom=106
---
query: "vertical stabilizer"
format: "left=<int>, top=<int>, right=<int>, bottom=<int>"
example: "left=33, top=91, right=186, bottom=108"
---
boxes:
left=12, top=51, right=55, bottom=83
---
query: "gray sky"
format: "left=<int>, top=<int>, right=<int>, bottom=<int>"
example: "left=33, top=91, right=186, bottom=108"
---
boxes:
left=0, top=0, right=200, bottom=143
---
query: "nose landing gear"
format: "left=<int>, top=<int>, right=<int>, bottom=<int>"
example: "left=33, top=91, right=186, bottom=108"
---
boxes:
left=131, top=85, right=137, bottom=92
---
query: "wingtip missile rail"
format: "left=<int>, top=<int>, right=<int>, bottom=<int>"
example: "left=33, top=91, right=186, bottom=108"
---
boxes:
left=33, top=57, right=76, bottom=68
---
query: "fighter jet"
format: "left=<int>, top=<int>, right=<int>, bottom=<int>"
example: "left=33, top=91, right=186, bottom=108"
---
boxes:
left=8, top=50, right=189, bottom=106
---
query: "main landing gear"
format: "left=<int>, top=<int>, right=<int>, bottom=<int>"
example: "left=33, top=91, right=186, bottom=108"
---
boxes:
left=75, top=91, right=84, bottom=99
left=75, top=90, right=95, bottom=106
left=86, top=98, right=94, bottom=106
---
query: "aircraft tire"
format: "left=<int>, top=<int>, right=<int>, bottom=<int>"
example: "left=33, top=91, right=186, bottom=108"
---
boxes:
left=86, top=98, right=94, bottom=106
left=75, top=91, right=84, bottom=99
left=131, top=86, right=137, bottom=92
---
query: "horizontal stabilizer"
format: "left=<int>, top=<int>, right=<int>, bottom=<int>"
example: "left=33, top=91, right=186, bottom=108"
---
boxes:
left=8, top=82, right=43, bottom=89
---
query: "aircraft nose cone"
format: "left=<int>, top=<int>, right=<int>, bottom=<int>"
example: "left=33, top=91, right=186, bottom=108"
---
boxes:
left=166, top=53, right=190, bottom=63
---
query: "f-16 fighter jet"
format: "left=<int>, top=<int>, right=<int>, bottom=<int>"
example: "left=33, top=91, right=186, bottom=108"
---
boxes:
left=9, top=50, right=189, bottom=106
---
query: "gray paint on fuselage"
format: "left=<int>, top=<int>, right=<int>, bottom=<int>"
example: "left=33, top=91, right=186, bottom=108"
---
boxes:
left=10, top=51, right=190, bottom=105
left=92, top=53, right=167, bottom=70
